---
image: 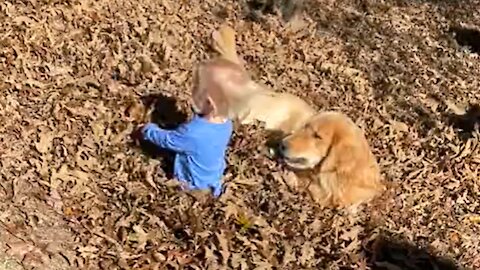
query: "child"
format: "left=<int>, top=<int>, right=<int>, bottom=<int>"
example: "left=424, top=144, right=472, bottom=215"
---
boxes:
left=139, top=66, right=233, bottom=197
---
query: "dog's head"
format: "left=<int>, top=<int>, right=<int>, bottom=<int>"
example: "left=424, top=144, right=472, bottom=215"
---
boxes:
left=278, top=112, right=363, bottom=170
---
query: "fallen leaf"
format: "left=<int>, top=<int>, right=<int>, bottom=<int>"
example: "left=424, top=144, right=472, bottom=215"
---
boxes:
left=77, top=245, right=99, bottom=259
left=299, top=242, right=314, bottom=266
left=340, top=225, right=363, bottom=241
left=216, top=231, right=230, bottom=265
left=130, top=224, right=149, bottom=251
left=35, top=128, right=54, bottom=154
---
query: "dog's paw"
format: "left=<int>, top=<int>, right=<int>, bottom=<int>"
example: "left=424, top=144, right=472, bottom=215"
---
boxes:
left=238, top=112, right=255, bottom=125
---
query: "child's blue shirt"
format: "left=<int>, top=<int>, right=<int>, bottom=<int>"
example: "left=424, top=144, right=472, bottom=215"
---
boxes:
left=141, top=115, right=233, bottom=197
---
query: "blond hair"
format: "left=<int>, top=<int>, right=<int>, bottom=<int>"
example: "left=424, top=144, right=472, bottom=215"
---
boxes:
left=192, top=59, right=252, bottom=118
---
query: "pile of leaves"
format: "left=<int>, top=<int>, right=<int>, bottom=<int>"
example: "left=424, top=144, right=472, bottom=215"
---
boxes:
left=0, top=0, right=479, bottom=269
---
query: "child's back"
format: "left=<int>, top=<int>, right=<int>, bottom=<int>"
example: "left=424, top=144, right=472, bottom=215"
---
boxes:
left=142, top=114, right=232, bottom=196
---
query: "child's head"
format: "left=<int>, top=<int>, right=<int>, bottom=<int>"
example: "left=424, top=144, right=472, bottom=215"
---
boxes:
left=192, top=59, right=251, bottom=119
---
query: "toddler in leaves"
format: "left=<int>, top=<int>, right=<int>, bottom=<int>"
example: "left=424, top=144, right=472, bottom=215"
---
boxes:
left=137, top=63, right=234, bottom=197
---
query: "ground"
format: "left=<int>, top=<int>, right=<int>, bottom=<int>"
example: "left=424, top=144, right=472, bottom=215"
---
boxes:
left=0, top=0, right=479, bottom=269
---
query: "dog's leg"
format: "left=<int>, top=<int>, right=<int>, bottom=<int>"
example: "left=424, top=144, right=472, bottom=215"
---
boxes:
left=238, top=107, right=255, bottom=125
left=307, top=184, right=333, bottom=207
left=212, top=25, right=243, bottom=66
left=337, top=185, right=380, bottom=208
left=276, top=118, right=298, bottom=135
left=298, top=176, right=333, bottom=207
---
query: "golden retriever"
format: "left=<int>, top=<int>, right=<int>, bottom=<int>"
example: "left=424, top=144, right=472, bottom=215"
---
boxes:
left=278, top=111, right=384, bottom=208
left=191, top=24, right=315, bottom=134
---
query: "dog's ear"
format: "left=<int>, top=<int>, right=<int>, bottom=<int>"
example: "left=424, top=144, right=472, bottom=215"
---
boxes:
left=330, top=128, right=383, bottom=206
left=331, top=133, right=362, bottom=175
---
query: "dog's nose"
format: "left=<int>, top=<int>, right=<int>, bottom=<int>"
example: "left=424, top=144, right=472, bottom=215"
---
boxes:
left=277, top=141, right=288, bottom=156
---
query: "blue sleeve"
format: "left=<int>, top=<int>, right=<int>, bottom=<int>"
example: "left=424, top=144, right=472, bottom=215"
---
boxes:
left=141, top=123, right=194, bottom=153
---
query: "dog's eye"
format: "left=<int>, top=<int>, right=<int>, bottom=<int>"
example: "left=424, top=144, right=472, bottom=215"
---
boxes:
left=313, top=132, right=322, bottom=140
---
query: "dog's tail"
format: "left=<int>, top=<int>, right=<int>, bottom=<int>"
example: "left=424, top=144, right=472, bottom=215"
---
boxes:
left=212, top=24, right=242, bottom=66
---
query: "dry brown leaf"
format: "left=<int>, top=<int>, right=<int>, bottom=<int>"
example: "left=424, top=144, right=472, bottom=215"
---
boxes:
left=47, top=188, right=63, bottom=212
left=282, top=171, right=299, bottom=191
left=77, top=245, right=99, bottom=259
left=6, top=242, right=36, bottom=259
left=465, top=215, right=480, bottom=224
left=144, top=164, right=159, bottom=192
left=216, top=231, right=230, bottom=265
left=230, top=253, right=248, bottom=270
left=203, top=244, right=217, bottom=264
left=75, top=149, right=98, bottom=171
left=444, top=99, right=466, bottom=115
left=390, top=120, right=409, bottom=133
left=340, top=225, right=363, bottom=241
left=130, top=224, right=149, bottom=251
left=251, top=257, right=273, bottom=270
left=49, top=164, right=90, bottom=194
left=282, top=244, right=296, bottom=266
left=24, top=79, right=46, bottom=89
left=299, top=241, right=315, bottom=266
left=35, top=128, right=54, bottom=154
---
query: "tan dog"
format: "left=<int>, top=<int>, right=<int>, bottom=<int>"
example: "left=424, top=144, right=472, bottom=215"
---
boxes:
left=278, top=111, right=384, bottom=208
left=192, top=24, right=315, bottom=135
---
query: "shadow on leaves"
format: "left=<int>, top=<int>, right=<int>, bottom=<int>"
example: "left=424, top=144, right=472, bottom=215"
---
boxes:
left=130, top=93, right=190, bottom=177
left=364, top=235, right=461, bottom=270
left=451, top=26, right=480, bottom=54
left=445, top=104, right=480, bottom=139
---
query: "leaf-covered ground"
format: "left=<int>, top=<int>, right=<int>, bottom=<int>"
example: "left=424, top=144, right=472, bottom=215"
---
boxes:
left=1, top=0, right=479, bottom=269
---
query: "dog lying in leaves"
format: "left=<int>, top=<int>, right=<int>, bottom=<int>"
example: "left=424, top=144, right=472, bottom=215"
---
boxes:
left=278, top=111, right=384, bottom=208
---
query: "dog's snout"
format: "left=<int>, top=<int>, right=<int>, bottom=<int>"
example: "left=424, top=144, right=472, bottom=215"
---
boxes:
left=277, top=140, right=288, bottom=156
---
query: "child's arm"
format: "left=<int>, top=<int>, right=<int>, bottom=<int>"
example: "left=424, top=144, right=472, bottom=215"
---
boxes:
left=141, top=123, right=193, bottom=153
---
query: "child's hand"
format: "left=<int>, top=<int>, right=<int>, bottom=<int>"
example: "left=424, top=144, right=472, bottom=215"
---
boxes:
left=131, top=125, right=146, bottom=143
left=131, top=123, right=159, bottom=143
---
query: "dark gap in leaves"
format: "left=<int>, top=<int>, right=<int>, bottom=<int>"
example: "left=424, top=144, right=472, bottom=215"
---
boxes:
left=212, top=4, right=229, bottom=19
left=364, top=235, right=460, bottom=270
left=244, top=0, right=303, bottom=22
left=451, top=26, right=480, bottom=54
left=141, top=92, right=188, bottom=129
left=129, top=93, right=190, bottom=176
left=413, top=106, right=438, bottom=132
left=111, top=68, right=121, bottom=80
left=445, top=104, right=480, bottom=139
left=173, top=228, right=189, bottom=240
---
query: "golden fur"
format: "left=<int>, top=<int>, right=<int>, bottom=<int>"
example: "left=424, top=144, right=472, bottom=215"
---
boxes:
left=279, top=111, right=384, bottom=208
left=191, top=24, right=316, bottom=134
left=236, top=90, right=316, bottom=134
